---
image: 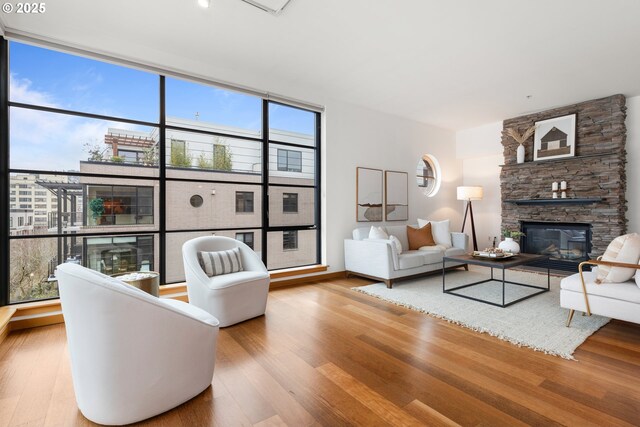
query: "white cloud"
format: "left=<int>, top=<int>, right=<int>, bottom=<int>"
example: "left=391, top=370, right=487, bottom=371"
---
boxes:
left=9, top=74, right=57, bottom=107
left=9, top=74, right=144, bottom=172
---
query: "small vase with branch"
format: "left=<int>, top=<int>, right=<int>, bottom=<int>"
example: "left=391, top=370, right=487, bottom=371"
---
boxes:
left=506, top=125, right=536, bottom=164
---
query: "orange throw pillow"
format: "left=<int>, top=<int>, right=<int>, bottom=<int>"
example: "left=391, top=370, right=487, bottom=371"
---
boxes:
left=407, top=223, right=436, bottom=250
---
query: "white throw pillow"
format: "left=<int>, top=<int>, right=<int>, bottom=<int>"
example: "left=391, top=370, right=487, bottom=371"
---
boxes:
left=389, top=235, right=403, bottom=254
left=369, top=226, right=388, bottom=240
left=596, top=233, right=640, bottom=284
left=417, top=219, right=452, bottom=248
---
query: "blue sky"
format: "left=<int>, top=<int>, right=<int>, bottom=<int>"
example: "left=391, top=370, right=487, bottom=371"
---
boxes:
left=9, top=41, right=314, bottom=170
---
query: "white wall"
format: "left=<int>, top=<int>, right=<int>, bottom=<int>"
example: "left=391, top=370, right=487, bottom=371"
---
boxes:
left=323, top=101, right=461, bottom=271
left=627, top=95, right=640, bottom=233
left=456, top=122, right=503, bottom=248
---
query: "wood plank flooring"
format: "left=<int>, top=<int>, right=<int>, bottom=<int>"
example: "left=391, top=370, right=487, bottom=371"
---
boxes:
left=1, top=277, right=639, bottom=426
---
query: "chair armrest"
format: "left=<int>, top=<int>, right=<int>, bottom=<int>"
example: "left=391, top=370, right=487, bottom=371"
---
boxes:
left=575, top=259, right=640, bottom=316
left=451, top=232, right=468, bottom=251
left=344, top=239, right=396, bottom=276
left=580, top=259, right=640, bottom=271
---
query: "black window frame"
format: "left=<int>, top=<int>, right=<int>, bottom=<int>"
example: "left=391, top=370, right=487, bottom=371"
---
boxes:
left=235, top=191, right=254, bottom=213
left=0, top=38, right=322, bottom=306
left=282, top=230, right=298, bottom=251
left=235, top=232, right=254, bottom=250
left=85, top=184, right=154, bottom=226
left=283, top=192, right=298, bottom=213
left=277, top=148, right=302, bottom=173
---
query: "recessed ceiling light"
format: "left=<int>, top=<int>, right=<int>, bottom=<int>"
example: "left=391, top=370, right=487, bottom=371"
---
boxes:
left=198, top=0, right=210, bottom=8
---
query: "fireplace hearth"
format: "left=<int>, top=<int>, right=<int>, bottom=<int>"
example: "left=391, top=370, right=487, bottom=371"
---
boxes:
left=521, top=221, right=591, bottom=272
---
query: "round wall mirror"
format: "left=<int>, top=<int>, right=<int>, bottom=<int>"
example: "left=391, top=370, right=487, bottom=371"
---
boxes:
left=416, top=154, right=441, bottom=197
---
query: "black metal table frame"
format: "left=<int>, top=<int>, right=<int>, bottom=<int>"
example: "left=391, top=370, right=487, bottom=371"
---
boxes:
left=442, top=256, right=550, bottom=307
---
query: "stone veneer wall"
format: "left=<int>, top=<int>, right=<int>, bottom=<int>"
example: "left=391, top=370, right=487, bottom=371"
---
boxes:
left=500, top=94, right=627, bottom=257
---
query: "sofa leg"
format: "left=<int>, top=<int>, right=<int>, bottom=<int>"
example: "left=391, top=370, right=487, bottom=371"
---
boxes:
left=463, top=264, right=469, bottom=271
left=385, top=280, right=393, bottom=289
left=566, top=309, right=575, bottom=327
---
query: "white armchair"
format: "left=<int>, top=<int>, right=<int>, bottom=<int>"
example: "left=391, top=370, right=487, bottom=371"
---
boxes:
left=182, top=236, right=270, bottom=327
left=56, top=263, right=219, bottom=426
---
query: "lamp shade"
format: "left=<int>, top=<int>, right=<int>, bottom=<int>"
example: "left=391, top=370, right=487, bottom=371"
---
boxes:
left=457, top=186, right=483, bottom=201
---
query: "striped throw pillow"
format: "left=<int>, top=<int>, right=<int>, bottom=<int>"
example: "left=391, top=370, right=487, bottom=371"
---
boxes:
left=197, top=247, right=244, bottom=277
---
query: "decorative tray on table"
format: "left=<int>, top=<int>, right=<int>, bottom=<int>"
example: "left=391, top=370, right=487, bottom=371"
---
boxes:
left=472, top=248, right=516, bottom=259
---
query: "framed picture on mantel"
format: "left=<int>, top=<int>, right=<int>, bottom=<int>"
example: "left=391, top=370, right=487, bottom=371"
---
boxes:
left=533, top=114, right=576, bottom=161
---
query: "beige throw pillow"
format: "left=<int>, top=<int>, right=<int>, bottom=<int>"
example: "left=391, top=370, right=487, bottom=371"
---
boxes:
left=596, top=233, right=640, bottom=284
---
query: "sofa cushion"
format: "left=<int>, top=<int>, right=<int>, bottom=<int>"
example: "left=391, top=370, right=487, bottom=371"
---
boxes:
left=419, top=245, right=448, bottom=252
left=596, top=233, right=640, bottom=284
left=398, top=251, right=427, bottom=269
left=418, top=219, right=452, bottom=248
left=369, top=226, right=389, bottom=240
left=561, top=271, right=640, bottom=304
left=445, top=247, right=466, bottom=257
left=407, top=224, right=435, bottom=250
left=421, top=251, right=444, bottom=265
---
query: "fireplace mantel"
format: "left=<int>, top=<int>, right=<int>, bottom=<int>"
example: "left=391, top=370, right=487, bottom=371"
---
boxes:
left=504, top=198, right=602, bottom=205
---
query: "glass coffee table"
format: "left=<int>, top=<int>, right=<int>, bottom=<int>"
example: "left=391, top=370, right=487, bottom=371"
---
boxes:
left=442, top=253, right=550, bottom=307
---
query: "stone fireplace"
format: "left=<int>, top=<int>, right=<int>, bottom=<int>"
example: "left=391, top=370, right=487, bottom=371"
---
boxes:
left=521, top=221, right=591, bottom=272
left=500, top=95, right=627, bottom=270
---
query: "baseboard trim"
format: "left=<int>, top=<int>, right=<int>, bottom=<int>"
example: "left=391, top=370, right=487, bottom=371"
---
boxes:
left=270, top=271, right=346, bottom=289
left=4, top=270, right=347, bottom=331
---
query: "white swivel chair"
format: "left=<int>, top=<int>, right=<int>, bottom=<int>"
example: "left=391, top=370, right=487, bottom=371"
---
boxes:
left=56, top=263, right=219, bottom=426
left=182, top=236, right=270, bottom=327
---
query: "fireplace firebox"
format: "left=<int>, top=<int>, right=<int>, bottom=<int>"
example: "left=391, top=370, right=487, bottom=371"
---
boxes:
left=521, top=221, right=591, bottom=272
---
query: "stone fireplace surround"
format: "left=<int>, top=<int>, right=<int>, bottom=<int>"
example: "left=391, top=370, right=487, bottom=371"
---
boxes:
left=500, top=94, right=627, bottom=259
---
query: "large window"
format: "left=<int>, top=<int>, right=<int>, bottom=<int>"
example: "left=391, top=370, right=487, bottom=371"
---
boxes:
left=1, top=39, right=321, bottom=304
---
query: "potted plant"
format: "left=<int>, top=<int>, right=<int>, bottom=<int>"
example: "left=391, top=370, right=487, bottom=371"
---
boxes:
left=499, top=229, right=526, bottom=254
left=89, top=198, right=105, bottom=225
left=506, top=125, right=536, bottom=164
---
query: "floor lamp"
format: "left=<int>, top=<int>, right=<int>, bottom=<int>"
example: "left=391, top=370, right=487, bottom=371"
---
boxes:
left=457, top=186, right=483, bottom=252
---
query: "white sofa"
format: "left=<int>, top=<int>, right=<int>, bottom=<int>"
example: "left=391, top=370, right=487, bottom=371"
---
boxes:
left=561, top=260, right=640, bottom=326
left=344, top=224, right=469, bottom=288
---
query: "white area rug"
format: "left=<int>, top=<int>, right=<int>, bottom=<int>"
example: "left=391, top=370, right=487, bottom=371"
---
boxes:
left=353, top=268, right=610, bottom=359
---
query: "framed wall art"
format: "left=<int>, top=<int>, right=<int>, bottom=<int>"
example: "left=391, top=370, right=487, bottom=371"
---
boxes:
left=533, top=114, right=576, bottom=161
left=356, top=167, right=383, bottom=222
left=384, top=170, right=408, bottom=221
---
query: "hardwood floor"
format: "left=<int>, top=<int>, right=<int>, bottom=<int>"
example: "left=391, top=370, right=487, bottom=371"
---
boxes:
left=1, top=277, right=640, bottom=426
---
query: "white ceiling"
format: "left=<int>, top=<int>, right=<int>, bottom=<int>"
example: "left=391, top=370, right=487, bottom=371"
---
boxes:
left=2, top=0, right=640, bottom=130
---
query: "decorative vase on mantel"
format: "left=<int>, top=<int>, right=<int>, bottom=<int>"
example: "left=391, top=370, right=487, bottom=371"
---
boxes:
left=516, top=144, right=525, bottom=164
left=499, top=237, right=521, bottom=254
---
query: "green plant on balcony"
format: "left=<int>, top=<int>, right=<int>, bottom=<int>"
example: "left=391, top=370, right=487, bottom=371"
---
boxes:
left=171, top=143, right=193, bottom=167
left=141, top=145, right=158, bottom=166
left=89, top=198, right=105, bottom=224
left=212, top=140, right=233, bottom=171
left=197, top=153, right=214, bottom=169
left=110, top=155, right=125, bottom=163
